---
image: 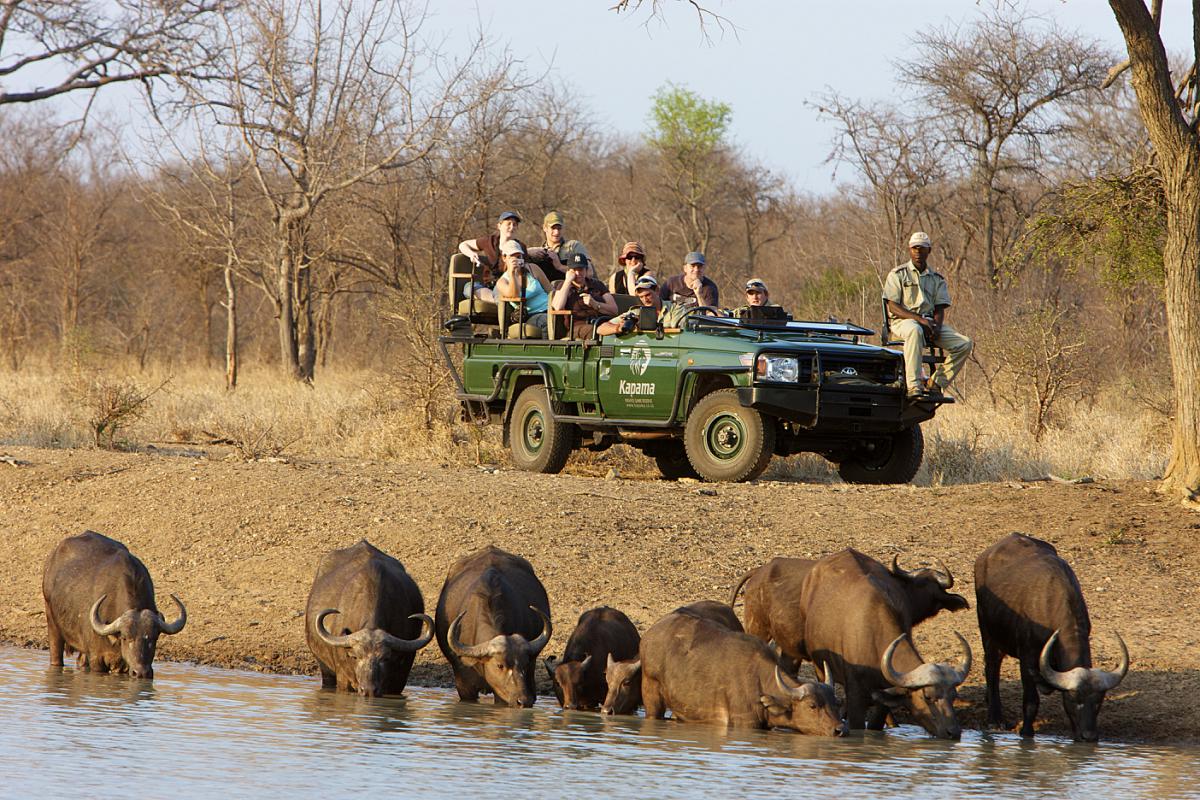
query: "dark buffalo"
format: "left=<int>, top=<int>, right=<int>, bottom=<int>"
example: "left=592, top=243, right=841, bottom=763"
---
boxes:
left=733, top=554, right=966, bottom=674
left=600, top=600, right=741, bottom=716
left=43, top=531, right=186, bottom=679
left=544, top=606, right=640, bottom=710
left=435, top=546, right=551, bottom=707
left=975, top=532, right=1129, bottom=741
left=801, top=549, right=971, bottom=738
left=639, top=605, right=845, bottom=735
left=305, top=540, right=434, bottom=697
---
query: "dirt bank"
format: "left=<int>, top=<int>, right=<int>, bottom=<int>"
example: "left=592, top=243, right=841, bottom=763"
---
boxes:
left=1, top=445, right=1196, bottom=743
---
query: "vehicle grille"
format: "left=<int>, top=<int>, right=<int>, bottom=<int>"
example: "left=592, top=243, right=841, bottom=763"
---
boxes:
left=820, top=354, right=900, bottom=385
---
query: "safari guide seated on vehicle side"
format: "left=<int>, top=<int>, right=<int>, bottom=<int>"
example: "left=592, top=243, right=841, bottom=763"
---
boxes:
left=884, top=231, right=973, bottom=398
left=661, top=251, right=719, bottom=308
left=550, top=252, right=619, bottom=338
left=596, top=274, right=690, bottom=336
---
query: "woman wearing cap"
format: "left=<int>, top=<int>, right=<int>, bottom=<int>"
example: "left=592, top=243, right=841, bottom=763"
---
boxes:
left=458, top=211, right=525, bottom=270
left=608, top=241, right=655, bottom=295
left=493, top=239, right=552, bottom=337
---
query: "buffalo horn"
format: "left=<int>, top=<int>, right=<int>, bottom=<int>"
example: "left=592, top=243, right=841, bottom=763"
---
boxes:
left=527, top=606, right=552, bottom=656
left=447, top=611, right=501, bottom=659
left=932, top=558, right=954, bottom=589
left=157, top=594, right=187, bottom=635
left=314, top=608, right=355, bottom=648
left=774, top=664, right=800, bottom=696
left=890, top=554, right=911, bottom=578
left=1039, top=630, right=1074, bottom=690
left=881, top=633, right=916, bottom=688
left=90, top=595, right=123, bottom=637
left=1095, top=632, right=1130, bottom=692
left=579, top=654, right=592, bottom=671
left=382, top=613, right=435, bottom=653
left=822, top=661, right=836, bottom=689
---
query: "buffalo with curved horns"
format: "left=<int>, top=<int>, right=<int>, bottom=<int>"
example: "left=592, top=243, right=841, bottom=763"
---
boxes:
left=975, top=532, right=1129, bottom=741
left=43, top=531, right=186, bottom=679
left=544, top=606, right=640, bottom=711
left=801, top=549, right=971, bottom=738
left=305, top=540, right=434, bottom=697
left=435, top=546, right=551, bottom=707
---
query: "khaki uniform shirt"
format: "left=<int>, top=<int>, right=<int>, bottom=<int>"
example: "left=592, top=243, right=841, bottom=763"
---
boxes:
left=610, top=300, right=688, bottom=331
left=883, top=261, right=951, bottom=319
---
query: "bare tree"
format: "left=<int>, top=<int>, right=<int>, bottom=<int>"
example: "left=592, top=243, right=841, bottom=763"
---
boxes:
left=1108, top=0, right=1200, bottom=507
left=0, top=0, right=227, bottom=112
left=896, top=7, right=1112, bottom=287
left=177, top=0, right=516, bottom=381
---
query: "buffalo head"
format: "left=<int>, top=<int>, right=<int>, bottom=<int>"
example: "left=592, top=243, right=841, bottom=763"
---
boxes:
left=90, top=593, right=186, bottom=680
left=874, top=631, right=971, bottom=739
left=545, top=654, right=594, bottom=710
left=890, top=555, right=969, bottom=621
left=760, top=664, right=846, bottom=737
left=448, top=605, right=551, bottom=708
left=600, top=654, right=642, bottom=715
left=314, top=609, right=434, bottom=697
left=1039, top=630, right=1129, bottom=742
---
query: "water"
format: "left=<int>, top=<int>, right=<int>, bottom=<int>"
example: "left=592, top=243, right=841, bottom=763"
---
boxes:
left=0, top=645, right=1195, bottom=799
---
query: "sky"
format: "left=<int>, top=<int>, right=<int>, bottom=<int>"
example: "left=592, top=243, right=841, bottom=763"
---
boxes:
left=426, top=0, right=1196, bottom=194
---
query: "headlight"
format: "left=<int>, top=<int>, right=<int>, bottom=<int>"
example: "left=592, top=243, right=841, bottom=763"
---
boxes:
left=756, top=354, right=799, bottom=382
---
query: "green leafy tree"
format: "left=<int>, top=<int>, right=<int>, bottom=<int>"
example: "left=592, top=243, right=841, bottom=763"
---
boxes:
left=647, top=84, right=732, bottom=253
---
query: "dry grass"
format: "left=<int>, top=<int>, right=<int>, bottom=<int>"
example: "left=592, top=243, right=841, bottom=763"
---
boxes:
left=0, top=363, right=1171, bottom=484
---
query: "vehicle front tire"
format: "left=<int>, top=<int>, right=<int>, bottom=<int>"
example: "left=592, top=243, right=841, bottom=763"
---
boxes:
left=836, top=425, right=924, bottom=484
left=508, top=384, right=574, bottom=474
left=683, top=388, right=775, bottom=482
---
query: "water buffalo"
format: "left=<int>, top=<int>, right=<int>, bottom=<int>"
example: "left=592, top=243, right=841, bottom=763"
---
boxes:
left=42, top=531, right=186, bottom=679
left=975, top=532, right=1129, bottom=741
left=639, top=605, right=845, bottom=735
left=732, top=554, right=966, bottom=675
left=435, top=546, right=551, bottom=707
left=305, top=540, right=434, bottom=697
left=544, top=606, right=640, bottom=711
left=801, top=549, right=971, bottom=738
left=599, top=600, right=740, bottom=716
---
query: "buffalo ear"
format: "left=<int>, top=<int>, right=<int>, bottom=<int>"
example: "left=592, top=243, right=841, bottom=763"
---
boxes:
left=871, top=687, right=909, bottom=709
left=943, top=592, right=970, bottom=612
left=542, top=656, right=557, bottom=682
left=759, top=694, right=788, bottom=715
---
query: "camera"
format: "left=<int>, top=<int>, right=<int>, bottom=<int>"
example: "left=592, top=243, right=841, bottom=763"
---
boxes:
left=619, top=314, right=637, bottom=334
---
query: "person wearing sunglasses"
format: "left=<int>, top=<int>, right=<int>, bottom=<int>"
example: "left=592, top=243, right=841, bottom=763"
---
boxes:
left=608, top=241, right=655, bottom=295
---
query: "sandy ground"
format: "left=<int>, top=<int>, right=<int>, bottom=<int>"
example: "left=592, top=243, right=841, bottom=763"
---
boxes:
left=1, top=445, right=1197, bottom=743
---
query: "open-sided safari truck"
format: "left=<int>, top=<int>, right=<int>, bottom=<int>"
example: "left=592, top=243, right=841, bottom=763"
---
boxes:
left=440, top=253, right=951, bottom=483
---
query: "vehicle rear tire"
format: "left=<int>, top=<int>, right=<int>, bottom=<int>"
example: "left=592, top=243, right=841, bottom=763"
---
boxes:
left=509, top=384, right=574, bottom=474
left=649, top=442, right=700, bottom=481
left=683, top=388, right=775, bottom=482
left=837, top=425, right=923, bottom=484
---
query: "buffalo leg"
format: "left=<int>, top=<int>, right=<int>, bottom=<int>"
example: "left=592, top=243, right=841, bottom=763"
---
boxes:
left=453, top=671, right=480, bottom=702
left=46, top=609, right=64, bottom=667
left=982, top=637, right=1004, bottom=728
left=319, top=665, right=336, bottom=689
left=864, top=703, right=888, bottom=731
left=844, top=681, right=869, bottom=730
left=642, top=676, right=666, bottom=720
left=1018, top=662, right=1041, bottom=737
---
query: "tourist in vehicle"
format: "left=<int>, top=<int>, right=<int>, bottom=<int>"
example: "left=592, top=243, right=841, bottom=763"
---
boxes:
left=550, top=253, right=619, bottom=339
left=459, top=211, right=525, bottom=270
left=608, top=241, right=655, bottom=295
left=729, top=278, right=788, bottom=318
left=462, top=262, right=496, bottom=303
left=597, top=275, right=689, bottom=335
left=884, top=231, right=973, bottom=398
left=527, top=210, right=588, bottom=283
left=493, top=240, right=552, bottom=337
left=661, top=251, right=719, bottom=309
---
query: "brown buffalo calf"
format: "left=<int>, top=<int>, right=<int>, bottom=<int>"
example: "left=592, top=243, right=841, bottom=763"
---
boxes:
left=545, top=606, right=640, bottom=711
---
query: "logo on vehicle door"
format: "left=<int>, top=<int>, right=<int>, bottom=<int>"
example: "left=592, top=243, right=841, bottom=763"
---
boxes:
left=630, top=346, right=652, bottom=376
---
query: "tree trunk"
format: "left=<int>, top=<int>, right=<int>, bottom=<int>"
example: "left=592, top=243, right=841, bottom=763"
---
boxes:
left=224, top=262, right=238, bottom=391
left=276, top=238, right=300, bottom=379
left=1108, top=0, right=1200, bottom=507
left=1159, top=165, right=1200, bottom=503
left=296, top=260, right=316, bottom=382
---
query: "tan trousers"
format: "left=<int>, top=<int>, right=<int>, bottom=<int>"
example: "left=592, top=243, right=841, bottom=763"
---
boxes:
left=890, top=319, right=972, bottom=391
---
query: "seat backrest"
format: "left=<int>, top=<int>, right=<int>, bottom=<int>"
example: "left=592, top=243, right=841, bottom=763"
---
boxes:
left=449, top=253, right=474, bottom=310
left=613, top=294, right=640, bottom=314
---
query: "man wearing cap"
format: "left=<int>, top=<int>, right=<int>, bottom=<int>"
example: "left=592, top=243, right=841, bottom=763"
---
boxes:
left=608, top=241, right=655, bottom=295
left=661, top=251, right=719, bottom=309
left=527, top=210, right=588, bottom=283
left=730, top=278, right=788, bottom=317
left=550, top=253, right=619, bottom=338
left=459, top=211, right=526, bottom=271
left=597, top=274, right=689, bottom=336
left=884, top=232, right=973, bottom=398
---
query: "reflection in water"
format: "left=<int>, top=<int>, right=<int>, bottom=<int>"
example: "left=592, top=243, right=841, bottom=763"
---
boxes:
left=0, top=646, right=1196, bottom=799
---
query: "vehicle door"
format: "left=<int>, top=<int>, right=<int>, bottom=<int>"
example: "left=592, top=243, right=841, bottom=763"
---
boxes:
left=596, top=332, right=681, bottom=421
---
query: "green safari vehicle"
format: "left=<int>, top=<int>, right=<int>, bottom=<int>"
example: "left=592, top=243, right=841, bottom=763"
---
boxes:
left=440, top=256, right=950, bottom=483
